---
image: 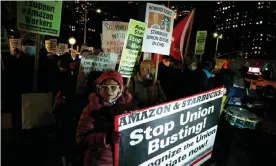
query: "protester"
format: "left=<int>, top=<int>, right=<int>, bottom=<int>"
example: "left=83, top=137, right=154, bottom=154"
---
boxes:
left=157, top=56, right=175, bottom=101
left=128, top=60, right=166, bottom=108
left=194, top=61, right=215, bottom=93
left=37, top=48, right=61, bottom=93
left=179, top=56, right=199, bottom=97
left=76, top=70, right=134, bottom=166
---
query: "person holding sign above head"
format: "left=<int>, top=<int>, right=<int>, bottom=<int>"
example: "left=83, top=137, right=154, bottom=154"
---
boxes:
left=128, top=60, right=167, bottom=109
left=76, top=70, right=135, bottom=166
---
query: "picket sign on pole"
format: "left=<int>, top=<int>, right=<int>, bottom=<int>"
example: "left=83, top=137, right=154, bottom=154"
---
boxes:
left=151, top=0, right=170, bottom=102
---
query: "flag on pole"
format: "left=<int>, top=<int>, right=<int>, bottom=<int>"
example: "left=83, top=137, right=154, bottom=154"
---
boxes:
left=169, top=9, right=195, bottom=61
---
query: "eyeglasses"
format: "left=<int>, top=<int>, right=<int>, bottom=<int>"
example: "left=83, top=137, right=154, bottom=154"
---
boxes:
left=100, top=85, right=120, bottom=91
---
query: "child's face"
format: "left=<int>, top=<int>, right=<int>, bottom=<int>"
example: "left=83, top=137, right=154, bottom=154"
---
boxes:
left=99, top=79, right=121, bottom=101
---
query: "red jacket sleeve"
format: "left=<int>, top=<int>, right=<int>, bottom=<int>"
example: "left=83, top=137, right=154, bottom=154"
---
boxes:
left=76, top=106, right=108, bottom=149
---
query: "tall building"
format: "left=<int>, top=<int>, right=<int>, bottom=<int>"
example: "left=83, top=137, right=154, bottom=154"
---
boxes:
left=214, top=1, right=276, bottom=59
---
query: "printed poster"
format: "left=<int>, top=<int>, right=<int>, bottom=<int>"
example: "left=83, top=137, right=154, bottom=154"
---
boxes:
left=142, top=3, right=175, bottom=55
left=76, top=52, right=119, bottom=94
left=17, top=1, right=62, bottom=36
left=102, top=21, right=128, bottom=53
left=195, top=31, right=207, bottom=55
left=118, top=19, right=145, bottom=78
left=57, top=43, right=68, bottom=54
left=114, top=88, right=224, bottom=166
left=9, top=39, right=21, bottom=55
left=50, top=39, right=57, bottom=53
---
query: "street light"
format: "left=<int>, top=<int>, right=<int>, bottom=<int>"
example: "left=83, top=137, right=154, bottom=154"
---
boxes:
left=96, top=9, right=101, bottom=13
left=68, top=37, right=76, bottom=49
left=213, top=32, right=222, bottom=58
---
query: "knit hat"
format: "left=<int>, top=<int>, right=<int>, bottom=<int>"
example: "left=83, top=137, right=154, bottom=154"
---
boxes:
left=96, top=70, right=124, bottom=88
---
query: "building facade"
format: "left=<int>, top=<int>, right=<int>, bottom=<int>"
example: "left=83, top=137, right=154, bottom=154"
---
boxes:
left=214, top=1, right=276, bottom=59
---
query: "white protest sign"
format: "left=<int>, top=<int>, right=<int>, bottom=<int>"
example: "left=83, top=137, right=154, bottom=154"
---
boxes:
left=102, top=21, right=128, bottom=53
left=9, top=39, right=21, bottom=55
left=50, top=39, right=57, bottom=53
left=76, top=52, right=119, bottom=94
left=57, top=43, right=68, bottom=54
left=142, top=3, right=175, bottom=55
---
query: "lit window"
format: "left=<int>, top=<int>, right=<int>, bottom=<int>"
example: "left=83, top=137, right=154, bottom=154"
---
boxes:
left=228, top=6, right=230, bottom=8
left=217, top=2, right=220, bottom=4
left=259, top=47, right=261, bottom=49
left=252, top=47, right=254, bottom=49
left=260, top=34, right=263, bottom=36
left=258, top=51, right=260, bottom=54
left=214, top=16, right=216, bottom=18
left=218, top=28, right=220, bottom=30
left=244, top=23, right=246, bottom=25
left=260, top=38, right=262, bottom=41
left=255, top=51, right=257, bottom=54
left=222, top=11, right=224, bottom=14
left=256, top=22, right=259, bottom=24
left=258, top=2, right=261, bottom=5
left=255, top=47, right=258, bottom=49
left=260, top=21, right=263, bottom=24
left=226, top=19, right=228, bottom=21
left=237, top=12, right=239, bottom=15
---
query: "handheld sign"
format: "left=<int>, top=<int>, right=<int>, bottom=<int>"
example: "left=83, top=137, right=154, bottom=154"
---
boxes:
left=114, top=87, right=224, bottom=166
left=142, top=3, right=175, bottom=55
left=118, top=19, right=145, bottom=78
left=102, top=21, right=128, bottom=53
left=17, top=1, right=62, bottom=36
left=76, top=52, right=119, bottom=94
left=195, top=31, right=207, bottom=55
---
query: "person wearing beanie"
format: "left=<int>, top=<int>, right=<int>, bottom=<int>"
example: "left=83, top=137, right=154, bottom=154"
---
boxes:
left=76, top=70, right=134, bottom=166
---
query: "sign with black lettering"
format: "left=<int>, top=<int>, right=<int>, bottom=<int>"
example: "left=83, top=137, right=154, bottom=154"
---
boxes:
left=114, top=88, right=224, bottom=166
left=142, top=3, right=175, bottom=55
left=118, top=19, right=145, bottom=78
left=17, top=1, right=62, bottom=36
left=76, top=52, right=118, bottom=94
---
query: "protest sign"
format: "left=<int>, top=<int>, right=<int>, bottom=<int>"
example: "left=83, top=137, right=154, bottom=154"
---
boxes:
left=102, top=21, right=128, bottom=53
left=9, top=39, right=21, bottom=55
left=195, top=31, right=207, bottom=55
left=118, top=19, right=145, bottom=78
left=57, top=43, right=68, bottom=54
left=142, top=3, right=175, bottom=55
left=45, top=40, right=50, bottom=52
left=17, top=1, right=62, bottom=36
left=76, top=52, right=119, bottom=94
left=50, top=39, right=57, bottom=53
left=114, top=87, right=224, bottom=166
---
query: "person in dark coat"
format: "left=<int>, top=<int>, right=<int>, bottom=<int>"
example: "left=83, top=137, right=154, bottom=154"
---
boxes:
left=179, top=56, right=199, bottom=98
left=76, top=70, right=134, bottom=166
left=37, top=48, right=61, bottom=94
left=157, top=56, right=176, bottom=101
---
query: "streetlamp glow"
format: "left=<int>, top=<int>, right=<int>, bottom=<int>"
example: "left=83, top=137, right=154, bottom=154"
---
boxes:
left=96, top=9, right=101, bottom=13
left=213, top=32, right=223, bottom=58
left=213, top=33, right=218, bottom=38
left=68, top=37, right=76, bottom=45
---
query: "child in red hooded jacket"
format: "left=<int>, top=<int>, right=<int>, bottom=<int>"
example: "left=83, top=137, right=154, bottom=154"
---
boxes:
left=76, top=70, right=133, bottom=166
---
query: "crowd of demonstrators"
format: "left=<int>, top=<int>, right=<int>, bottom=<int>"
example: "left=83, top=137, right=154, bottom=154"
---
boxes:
left=2, top=41, right=223, bottom=166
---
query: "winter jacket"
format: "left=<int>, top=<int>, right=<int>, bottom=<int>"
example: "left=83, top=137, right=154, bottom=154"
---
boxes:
left=128, top=75, right=166, bottom=109
left=76, top=92, right=132, bottom=166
